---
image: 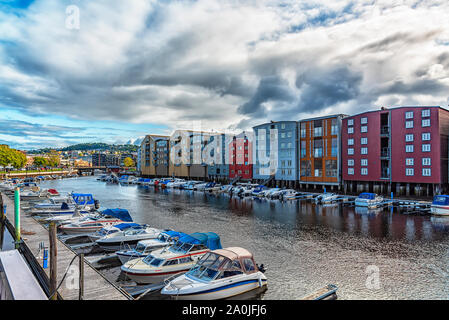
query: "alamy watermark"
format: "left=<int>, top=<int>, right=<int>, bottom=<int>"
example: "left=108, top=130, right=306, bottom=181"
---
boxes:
left=65, top=4, right=80, bottom=30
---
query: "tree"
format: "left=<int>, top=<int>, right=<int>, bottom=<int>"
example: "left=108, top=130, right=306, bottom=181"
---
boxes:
left=123, top=157, right=135, bottom=167
left=46, top=152, right=60, bottom=167
left=0, top=145, right=27, bottom=169
left=33, top=156, right=48, bottom=167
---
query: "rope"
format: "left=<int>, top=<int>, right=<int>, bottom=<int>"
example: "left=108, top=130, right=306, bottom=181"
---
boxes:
left=47, top=253, right=83, bottom=300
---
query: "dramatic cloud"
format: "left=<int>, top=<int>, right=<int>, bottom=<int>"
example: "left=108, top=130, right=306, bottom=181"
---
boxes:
left=1, top=0, right=449, bottom=148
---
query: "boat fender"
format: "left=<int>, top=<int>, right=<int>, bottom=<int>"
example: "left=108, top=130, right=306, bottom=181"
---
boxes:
left=258, top=274, right=262, bottom=288
left=94, top=200, right=100, bottom=209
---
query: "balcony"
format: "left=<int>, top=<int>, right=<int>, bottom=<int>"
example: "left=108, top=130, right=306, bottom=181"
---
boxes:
left=381, top=147, right=390, bottom=158
left=381, top=168, right=390, bottom=179
left=380, top=126, right=390, bottom=136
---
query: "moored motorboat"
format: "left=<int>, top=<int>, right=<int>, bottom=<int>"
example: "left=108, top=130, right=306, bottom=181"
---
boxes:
left=59, top=208, right=133, bottom=235
left=315, top=192, right=339, bottom=204
left=430, top=195, right=449, bottom=216
left=95, top=224, right=164, bottom=252
left=116, top=230, right=187, bottom=264
left=120, top=232, right=222, bottom=284
left=355, top=193, right=384, bottom=208
left=161, top=247, right=267, bottom=300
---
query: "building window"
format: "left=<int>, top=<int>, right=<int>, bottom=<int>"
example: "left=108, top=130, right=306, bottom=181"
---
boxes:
left=422, top=168, right=431, bottom=176
left=406, top=168, right=414, bottom=176
left=422, top=158, right=431, bottom=166
left=300, top=128, right=306, bottom=138
left=348, top=159, right=354, bottom=166
left=406, top=158, right=414, bottom=166
left=348, top=168, right=354, bottom=175
left=348, top=119, right=354, bottom=126
left=361, top=159, right=368, bottom=166
left=361, top=126, right=368, bottom=133
left=422, top=109, right=431, bottom=117
left=348, top=127, right=354, bottom=134
left=405, top=120, right=414, bottom=128
left=422, top=133, right=431, bottom=141
left=361, top=137, right=368, bottom=145
left=281, top=132, right=285, bottom=138
left=405, top=134, right=414, bottom=142
left=422, top=119, right=430, bottom=127
left=281, top=123, right=286, bottom=129
left=361, top=168, right=368, bottom=175
left=405, top=111, right=414, bottom=119
left=422, top=144, right=431, bottom=152
left=361, top=117, right=368, bottom=124
left=405, top=145, right=414, bottom=153
left=348, top=148, right=354, bottom=155
left=348, top=138, right=354, bottom=146
left=361, top=147, right=368, bottom=155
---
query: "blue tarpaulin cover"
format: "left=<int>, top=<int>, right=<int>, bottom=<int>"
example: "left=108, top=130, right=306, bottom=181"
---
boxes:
left=113, top=223, right=141, bottom=230
left=101, top=208, right=133, bottom=222
left=72, top=193, right=95, bottom=205
left=163, top=230, right=187, bottom=239
left=179, top=232, right=222, bottom=250
left=358, top=193, right=375, bottom=200
left=432, top=195, right=449, bottom=205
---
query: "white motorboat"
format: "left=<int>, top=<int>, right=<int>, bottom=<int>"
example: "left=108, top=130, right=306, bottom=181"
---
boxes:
left=355, top=193, right=384, bottom=208
left=120, top=232, right=222, bottom=284
left=58, top=208, right=133, bottom=235
left=279, top=189, right=297, bottom=200
left=265, top=188, right=282, bottom=199
left=95, top=224, right=164, bottom=252
left=115, top=230, right=187, bottom=264
left=161, top=247, right=267, bottom=300
left=30, top=193, right=98, bottom=216
left=430, top=195, right=449, bottom=216
left=315, top=192, right=339, bottom=204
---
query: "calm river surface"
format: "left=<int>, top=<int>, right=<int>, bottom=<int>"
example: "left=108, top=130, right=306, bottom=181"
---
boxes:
left=41, top=176, right=449, bottom=300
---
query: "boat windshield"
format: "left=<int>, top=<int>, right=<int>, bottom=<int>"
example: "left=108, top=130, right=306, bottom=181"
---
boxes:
left=124, top=228, right=144, bottom=236
left=97, top=228, right=119, bottom=236
left=142, top=255, right=164, bottom=267
left=187, top=253, right=242, bottom=282
left=135, top=243, right=147, bottom=253
left=157, top=233, right=169, bottom=242
left=169, top=241, right=193, bottom=253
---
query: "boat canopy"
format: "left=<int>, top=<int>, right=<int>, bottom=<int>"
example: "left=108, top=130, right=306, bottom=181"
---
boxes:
left=189, top=232, right=222, bottom=250
left=101, top=208, right=133, bottom=222
left=432, top=195, right=449, bottom=205
left=213, top=247, right=253, bottom=260
left=358, top=193, right=376, bottom=200
left=72, top=193, right=95, bottom=205
left=113, top=223, right=141, bottom=230
left=163, top=230, right=187, bottom=239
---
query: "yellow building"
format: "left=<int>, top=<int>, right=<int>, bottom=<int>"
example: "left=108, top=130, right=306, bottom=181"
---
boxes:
left=140, top=135, right=170, bottom=177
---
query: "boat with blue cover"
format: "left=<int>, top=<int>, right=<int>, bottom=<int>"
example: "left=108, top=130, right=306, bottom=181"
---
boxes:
left=59, top=208, right=133, bottom=235
left=116, top=230, right=188, bottom=264
left=121, top=232, right=222, bottom=284
left=355, top=193, right=384, bottom=208
left=30, top=193, right=98, bottom=215
left=161, top=247, right=267, bottom=300
left=430, top=195, right=449, bottom=216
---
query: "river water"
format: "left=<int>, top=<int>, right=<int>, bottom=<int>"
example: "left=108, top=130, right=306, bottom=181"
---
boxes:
left=40, top=176, right=449, bottom=300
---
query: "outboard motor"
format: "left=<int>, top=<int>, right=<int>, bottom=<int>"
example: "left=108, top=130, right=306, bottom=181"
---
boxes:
left=94, top=199, right=100, bottom=209
left=61, top=202, right=69, bottom=210
left=257, top=264, right=266, bottom=273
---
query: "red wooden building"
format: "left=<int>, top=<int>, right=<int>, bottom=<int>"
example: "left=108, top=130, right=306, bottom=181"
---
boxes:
left=229, top=132, right=253, bottom=181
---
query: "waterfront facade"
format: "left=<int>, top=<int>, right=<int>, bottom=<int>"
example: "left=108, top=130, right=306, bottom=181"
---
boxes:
left=253, top=121, right=298, bottom=185
left=140, top=135, right=170, bottom=177
left=229, top=131, right=253, bottom=181
left=299, top=114, right=346, bottom=189
left=169, top=130, right=218, bottom=179
left=207, top=133, right=231, bottom=181
left=342, top=106, right=449, bottom=196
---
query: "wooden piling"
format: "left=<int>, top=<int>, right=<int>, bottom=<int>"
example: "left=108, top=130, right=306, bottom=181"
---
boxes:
left=49, top=222, right=58, bottom=300
left=79, top=253, right=84, bottom=300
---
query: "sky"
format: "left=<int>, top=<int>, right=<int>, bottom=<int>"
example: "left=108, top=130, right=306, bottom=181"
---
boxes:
left=1, top=0, right=449, bottom=150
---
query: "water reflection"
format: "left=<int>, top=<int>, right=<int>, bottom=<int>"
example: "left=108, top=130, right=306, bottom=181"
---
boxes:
left=38, top=177, right=449, bottom=299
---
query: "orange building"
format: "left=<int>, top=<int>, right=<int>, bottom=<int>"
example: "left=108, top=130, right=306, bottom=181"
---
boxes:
left=299, top=114, right=346, bottom=187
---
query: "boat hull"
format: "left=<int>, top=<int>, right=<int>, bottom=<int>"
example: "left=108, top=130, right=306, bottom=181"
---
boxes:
left=430, top=205, right=449, bottom=216
left=163, top=275, right=267, bottom=300
left=122, top=267, right=192, bottom=284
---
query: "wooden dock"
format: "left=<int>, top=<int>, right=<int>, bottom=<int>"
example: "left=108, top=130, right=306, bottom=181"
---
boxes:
left=1, top=192, right=131, bottom=300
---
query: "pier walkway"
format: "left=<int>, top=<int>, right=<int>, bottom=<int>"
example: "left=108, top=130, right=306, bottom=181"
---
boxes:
left=1, top=193, right=130, bottom=300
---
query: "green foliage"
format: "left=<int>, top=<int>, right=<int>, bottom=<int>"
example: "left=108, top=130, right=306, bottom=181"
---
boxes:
left=33, top=156, right=48, bottom=167
left=28, top=143, right=138, bottom=153
left=0, top=145, right=27, bottom=169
